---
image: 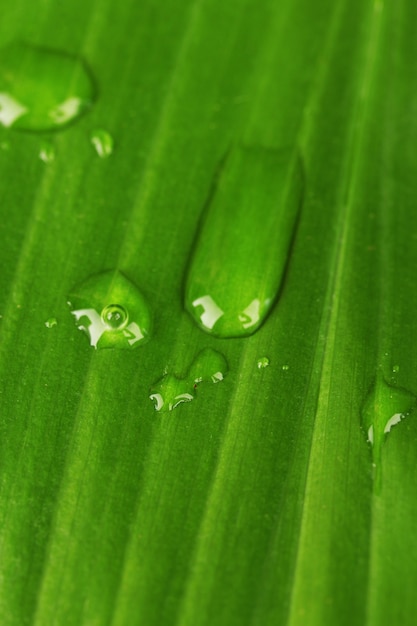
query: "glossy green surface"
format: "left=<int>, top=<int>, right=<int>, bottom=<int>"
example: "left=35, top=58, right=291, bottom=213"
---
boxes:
left=1, top=0, right=417, bottom=625
left=185, top=145, right=302, bottom=337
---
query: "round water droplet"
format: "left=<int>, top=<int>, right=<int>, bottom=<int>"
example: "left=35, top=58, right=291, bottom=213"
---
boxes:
left=101, top=304, right=128, bottom=329
left=188, top=348, right=228, bottom=386
left=91, top=129, right=113, bottom=158
left=45, top=317, right=58, bottom=328
left=392, top=364, right=400, bottom=373
left=0, top=42, right=95, bottom=132
left=282, top=364, right=289, bottom=371
left=39, top=140, right=55, bottom=163
left=68, top=270, right=152, bottom=350
left=257, top=357, right=270, bottom=369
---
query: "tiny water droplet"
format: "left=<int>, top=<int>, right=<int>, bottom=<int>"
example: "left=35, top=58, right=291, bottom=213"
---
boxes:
left=282, top=364, right=289, bottom=371
left=361, top=374, right=417, bottom=487
left=101, top=304, right=128, bottom=329
left=149, top=348, right=228, bottom=412
left=68, top=270, right=152, bottom=349
left=45, top=317, right=58, bottom=328
left=257, top=357, right=270, bottom=369
left=392, top=364, right=400, bottom=373
left=91, top=129, right=113, bottom=158
left=185, top=145, right=303, bottom=338
left=0, top=42, right=95, bottom=132
left=39, top=140, right=55, bottom=163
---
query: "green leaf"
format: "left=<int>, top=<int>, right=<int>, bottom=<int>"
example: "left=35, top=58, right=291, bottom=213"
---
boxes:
left=1, top=0, right=417, bottom=625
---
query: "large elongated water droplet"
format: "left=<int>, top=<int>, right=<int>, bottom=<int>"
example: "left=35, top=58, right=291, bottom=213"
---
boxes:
left=68, top=270, right=152, bottom=349
left=361, top=374, right=417, bottom=483
left=0, top=42, right=95, bottom=132
left=149, top=348, right=228, bottom=412
left=184, top=145, right=303, bottom=338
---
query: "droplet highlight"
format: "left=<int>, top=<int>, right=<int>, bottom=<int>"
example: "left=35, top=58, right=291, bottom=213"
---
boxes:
left=39, top=140, right=55, bottom=163
left=91, top=129, right=113, bottom=158
left=68, top=270, right=152, bottom=349
left=45, top=317, right=58, bottom=328
left=257, top=357, right=270, bottom=369
left=0, top=42, right=95, bottom=132
left=149, top=348, right=228, bottom=412
left=361, top=374, right=417, bottom=482
left=184, top=145, right=303, bottom=338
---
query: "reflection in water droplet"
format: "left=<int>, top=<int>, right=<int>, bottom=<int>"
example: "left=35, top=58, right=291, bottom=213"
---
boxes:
left=91, top=129, right=113, bottom=158
left=257, top=357, right=270, bottom=369
left=101, top=303, right=128, bottom=329
left=361, top=374, right=417, bottom=486
left=68, top=270, right=152, bottom=350
left=0, top=42, right=95, bottom=132
left=149, top=348, right=228, bottom=412
left=185, top=145, right=303, bottom=337
left=45, top=317, right=58, bottom=328
left=39, top=140, right=55, bottom=163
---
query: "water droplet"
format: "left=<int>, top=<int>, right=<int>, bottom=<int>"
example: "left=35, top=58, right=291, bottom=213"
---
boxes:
left=150, top=374, right=195, bottom=412
left=91, top=129, right=113, bottom=158
left=45, top=317, right=57, bottom=328
left=185, top=145, right=303, bottom=337
left=361, top=374, right=417, bottom=483
left=392, top=364, right=400, bottom=373
left=101, top=303, right=128, bottom=329
left=282, top=364, right=289, bottom=371
left=257, top=357, right=270, bottom=369
left=39, top=140, right=55, bottom=163
left=0, top=42, right=95, bottom=132
left=68, top=270, right=152, bottom=349
left=188, top=347, right=228, bottom=385
left=149, top=348, right=228, bottom=412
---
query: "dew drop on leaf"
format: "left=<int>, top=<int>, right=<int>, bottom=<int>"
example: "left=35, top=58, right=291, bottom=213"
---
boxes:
left=68, top=270, right=152, bottom=350
left=257, top=357, right=270, bottom=369
left=0, top=42, right=95, bottom=132
left=91, top=129, right=114, bottom=158
left=45, top=317, right=58, bottom=328
left=184, top=145, right=303, bottom=338
left=149, top=348, right=228, bottom=412
left=361, top=374, right=417, bottom=484
left=39, top=140, right=55, bottom=163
